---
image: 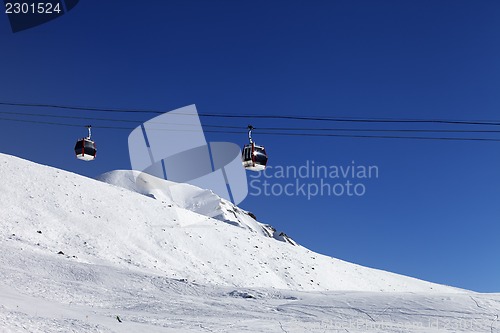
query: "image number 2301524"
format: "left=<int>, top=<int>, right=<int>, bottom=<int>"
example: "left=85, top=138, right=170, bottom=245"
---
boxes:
left=4, top=0, right=80, bottom=32
left=5, top=2, right=61, bottom=14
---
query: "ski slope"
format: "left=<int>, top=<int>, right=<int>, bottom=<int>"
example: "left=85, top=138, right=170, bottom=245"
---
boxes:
left=0, top=153, right=499, bottom=332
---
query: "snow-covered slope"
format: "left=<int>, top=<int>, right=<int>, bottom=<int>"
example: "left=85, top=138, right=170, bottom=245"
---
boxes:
left=0, top=153, right=455, bottom=293
left=1, top=154, right=500, bottom=333
left=97, top=170, right=296, bottom=245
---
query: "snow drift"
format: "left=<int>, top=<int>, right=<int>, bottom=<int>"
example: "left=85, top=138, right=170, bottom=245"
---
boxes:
left=97, top=170, right=296, bottom=245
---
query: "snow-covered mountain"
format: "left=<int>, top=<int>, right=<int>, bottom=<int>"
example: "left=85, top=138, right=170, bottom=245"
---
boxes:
left=1, top=153, right=499, bottom=333
left=1, top=153, right=454, bottom=292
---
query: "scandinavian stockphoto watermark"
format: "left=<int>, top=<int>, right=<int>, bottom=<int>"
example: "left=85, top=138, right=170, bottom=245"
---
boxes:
left=127, top=105, right=378, bottom=204
left=248, top=160, right=379, bottom=200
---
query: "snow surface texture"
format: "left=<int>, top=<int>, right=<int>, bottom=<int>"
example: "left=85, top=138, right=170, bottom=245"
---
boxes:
left=0, top=153, right=499, bottom=332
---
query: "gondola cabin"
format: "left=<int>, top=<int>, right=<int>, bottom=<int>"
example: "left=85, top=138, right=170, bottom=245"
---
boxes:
left=242, top=143, right=267, bottom=171
left=74, top=125, right=96, bottom=161
left=74, top=138, right=96, bottom=161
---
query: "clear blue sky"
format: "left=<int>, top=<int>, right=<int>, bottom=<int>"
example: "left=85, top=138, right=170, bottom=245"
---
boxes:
left=0, top=1, right=499, bottom=292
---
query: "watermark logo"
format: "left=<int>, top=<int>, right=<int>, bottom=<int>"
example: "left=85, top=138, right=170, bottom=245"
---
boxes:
left=128, top=104, right=248, bottom=205
left=128, top=105, right=379, bottom=205
left=249, top=160, right=379, bottom=200
left=289, top=317, right=500, bottom=332
left=4, top=0, right=80, bottom=33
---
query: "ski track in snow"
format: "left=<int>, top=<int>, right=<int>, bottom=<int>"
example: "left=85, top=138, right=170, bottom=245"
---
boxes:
left=0, top=154, right=499, bottom=332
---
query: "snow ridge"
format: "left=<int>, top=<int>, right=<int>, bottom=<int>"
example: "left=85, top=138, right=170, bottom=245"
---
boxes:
left=97, top=170, right=296, bottom=245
